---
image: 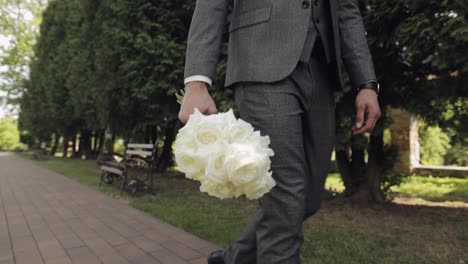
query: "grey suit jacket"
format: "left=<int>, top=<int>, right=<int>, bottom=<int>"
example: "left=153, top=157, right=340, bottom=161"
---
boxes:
left=184, top=0, right=376, bottom=90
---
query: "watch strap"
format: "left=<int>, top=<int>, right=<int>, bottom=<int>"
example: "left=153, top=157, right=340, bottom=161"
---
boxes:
left=357, top=80, right=379, bottom=95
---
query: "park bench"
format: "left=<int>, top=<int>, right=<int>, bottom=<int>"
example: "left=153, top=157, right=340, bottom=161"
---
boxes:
left=96, top=142, right=158, bottom=195
left=30, top=147, right=48, bottom=160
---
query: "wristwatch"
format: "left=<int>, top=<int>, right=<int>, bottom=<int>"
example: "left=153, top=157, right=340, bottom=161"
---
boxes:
left=356, top=80, right=380, bottom=95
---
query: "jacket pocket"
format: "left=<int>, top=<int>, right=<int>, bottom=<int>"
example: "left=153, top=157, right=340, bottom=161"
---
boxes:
left=228, top=6, right=272, bottom=33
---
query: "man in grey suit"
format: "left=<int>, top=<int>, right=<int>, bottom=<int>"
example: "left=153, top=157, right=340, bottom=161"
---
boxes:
left=178, top=0, right=381, bottom=263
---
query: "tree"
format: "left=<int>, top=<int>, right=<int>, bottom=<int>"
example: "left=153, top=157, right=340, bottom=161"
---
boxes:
left=334, top=0, right=468, bottom=203
left=19, top=0, right=229, bottom=167
left=0, top=0, right=46, bottom=111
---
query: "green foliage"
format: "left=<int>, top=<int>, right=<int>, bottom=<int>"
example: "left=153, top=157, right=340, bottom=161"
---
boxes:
left=444, top=140, right=468, bottom=166
left=19, top=0, right=209, bottom=143
left=419, top=121, right=451, bottom=165
left=114, top=139, right=126, bottom=154
left=333, top=0, right=467, bottom=196
left=0, top=0, right=46, bottom=106
left=0, top=116, right=21, bottom=150
left=391, top=175, right=468, bottom=203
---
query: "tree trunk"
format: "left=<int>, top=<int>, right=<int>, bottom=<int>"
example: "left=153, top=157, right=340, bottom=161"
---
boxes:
left=97, top=130, right=105, bottom=154
left=336, top=144, right=366, bottom=196
left=92, top=130, right=99, bottom=158
left=150, top=125, right=158, bottom=144
left=351, top=146, right=366, bottom=180
left=350, top=131, right=386, bottom=204
left=157, top=121, right=177, bottom=173
left=80, top=129, right=93, bottom=160
left=336, top=149, right=354, bottom=193
left=62, top=135, right=69, bottom=158
left=49, top=133, right=60, bottom=156
left=366, top=131, right=386, bottom=203
left=71, top=133, right=80, bottom=158
left=105, top=134, right=115, bottom=154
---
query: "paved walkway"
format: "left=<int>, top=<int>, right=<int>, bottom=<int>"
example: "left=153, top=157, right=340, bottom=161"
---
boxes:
left=0, top=153, right=220, bottom=264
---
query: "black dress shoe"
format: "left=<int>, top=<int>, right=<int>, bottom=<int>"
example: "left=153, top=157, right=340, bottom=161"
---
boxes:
left=207, top=249, right=225, bottom=264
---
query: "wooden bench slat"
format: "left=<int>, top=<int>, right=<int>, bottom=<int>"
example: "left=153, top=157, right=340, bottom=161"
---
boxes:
left=126, top=150, right=153, bottom=156
left=127, top=143, right=154, bottom=149
left=103, top=161, right=120, bottom=167
left=100, top=166, right=124, bottom=175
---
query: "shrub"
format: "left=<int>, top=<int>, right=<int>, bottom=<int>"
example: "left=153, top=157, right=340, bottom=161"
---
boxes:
left=419, top=123, right=451, bottom=166
left=0, top=116, right=22, bottom=151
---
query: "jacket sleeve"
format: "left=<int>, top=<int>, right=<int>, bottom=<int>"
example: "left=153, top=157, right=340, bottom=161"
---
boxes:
left=338, top=0, right=376, bottom=89
left=183, top=0, right=230, bottom=86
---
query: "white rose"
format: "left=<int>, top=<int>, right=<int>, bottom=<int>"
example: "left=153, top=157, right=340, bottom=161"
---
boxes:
left=224, top=118, right=255, bottom=143
left=200, top=180, right=237, bottom=199
left=203, top=144, right=229, bottom=182
left=194, top=125, right=223, bottom=147
left=178, top=108, right=205, bottom=134
left=243, top=172, right=276, bottom=199
left=247, top=131, right=274, bottom=157
left=224, top=143, right=268, bottom=186
left=174, top=126, right=204, bottom=180
left=213, top=108, right=237, bottom=126
left=174, top=147, right=204, bottom=180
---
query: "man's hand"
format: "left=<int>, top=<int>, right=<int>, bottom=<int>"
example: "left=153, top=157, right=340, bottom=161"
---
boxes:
left=352, top=89, right=381, bottom=135
left=178, top=81, right=218, bottom=124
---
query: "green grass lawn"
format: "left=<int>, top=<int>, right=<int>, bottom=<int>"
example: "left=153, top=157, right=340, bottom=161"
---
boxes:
left=23, top=154, right=467, bottom=264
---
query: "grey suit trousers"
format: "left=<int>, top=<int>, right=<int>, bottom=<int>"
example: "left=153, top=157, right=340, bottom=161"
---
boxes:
left=224, top=42, right=336, bottom=264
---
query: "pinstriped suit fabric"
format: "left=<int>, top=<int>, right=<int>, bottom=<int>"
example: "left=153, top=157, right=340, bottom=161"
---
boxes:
left=224, top=43, right=336, bottom=264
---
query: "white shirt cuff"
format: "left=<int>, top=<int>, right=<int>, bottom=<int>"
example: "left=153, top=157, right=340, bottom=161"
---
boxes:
left=184, top=75, right=213, bottom=87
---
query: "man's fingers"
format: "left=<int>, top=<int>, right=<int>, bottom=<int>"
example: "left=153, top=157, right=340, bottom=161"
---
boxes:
left=178, top=111, right=188, bottom=124
left=352, top=110, right=380, bottom=135
left=368, top=111, right=380, bottom=129
left=355, top=104, right=366, bottom=129
left=207, top=102, right=218, bottom=115
left=352, top=92, right=381, bottom=135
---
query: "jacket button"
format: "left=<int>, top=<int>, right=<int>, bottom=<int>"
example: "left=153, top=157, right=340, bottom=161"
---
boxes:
left=302, top=1, right=310, bottom=9
left=314, top=0, right=319, bottom=5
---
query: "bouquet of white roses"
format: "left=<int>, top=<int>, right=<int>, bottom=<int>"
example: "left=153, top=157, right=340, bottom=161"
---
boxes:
left=174, top=108, right=276, bottom=200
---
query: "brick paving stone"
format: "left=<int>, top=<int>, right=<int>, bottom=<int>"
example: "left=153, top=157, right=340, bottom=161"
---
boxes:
left=84, top=237, right=120, bottom=258
left=56, top=233, right=85, bottom=249
left=37, top=239, right=68, bottom=260
left=127, top=235, right=164, bottom=252
left=161, top=240, right=203, bottom=260
left=150, top=248, right=189, bottom=264
left=0, top=249, right=13, bottom=263
left=97, top=230, right=129, bottom=246
left=11, top=235, right=38, bottom=253
left=115, top=242, right=159, bottom=263
left=15, top=249, right=44, bottom=264
left=189, top=257, right=208, bottom=264
left=45, top=256, right=73, bottom=264
left=0, top=153, right=221, bottom=264
left=0, top=234, right=13, bottom=263
left=100, top=255, right=129, bottom=264
left=67, top=246, right=101, bottom=264
left=129, top=254, right=161, bottom=264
